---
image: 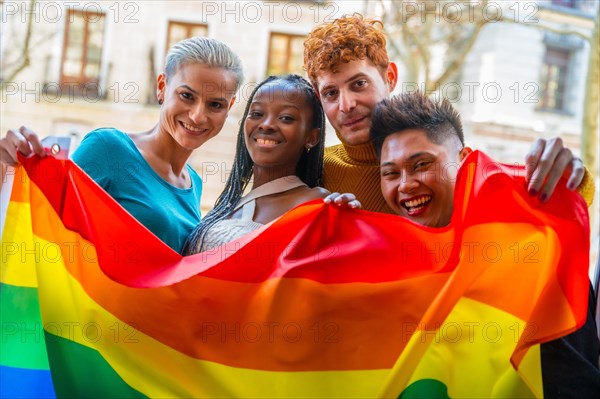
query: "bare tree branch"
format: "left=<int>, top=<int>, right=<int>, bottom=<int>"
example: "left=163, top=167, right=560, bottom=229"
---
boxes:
left=403, top=19, right=431, bottom=84
left=399, top=16, right=420, bottom=83
left=3, top=0, right=34, bottom=82
left=499, top=16, right=592, bottom=42
left=429, top=20, right=488, bottom=90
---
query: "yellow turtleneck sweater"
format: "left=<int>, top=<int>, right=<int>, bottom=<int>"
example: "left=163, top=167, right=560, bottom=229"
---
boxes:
left=323, top=141, right=395, bottom=214
left=323, top=141, right=595, bottom=213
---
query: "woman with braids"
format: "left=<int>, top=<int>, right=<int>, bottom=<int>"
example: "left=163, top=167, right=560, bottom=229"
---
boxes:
left=184, top=74, right=360, bottom=254
left=1, top=37, right=243, bottom=253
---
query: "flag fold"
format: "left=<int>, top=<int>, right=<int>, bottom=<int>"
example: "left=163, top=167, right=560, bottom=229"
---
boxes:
left=0, top=151, right=590, bottom=398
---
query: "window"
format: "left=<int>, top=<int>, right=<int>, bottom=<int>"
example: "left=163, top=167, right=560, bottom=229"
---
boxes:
left=61, top=8, right=105, bottom=91
left=166, top=21, right=208, bottom=54
left=539, top=47, right=570, bottom=111
left=547, top=0, right=597, bottom=15
left=551, top=0, right=577, bottom=8
left=266, top=32, right=305, bottom=76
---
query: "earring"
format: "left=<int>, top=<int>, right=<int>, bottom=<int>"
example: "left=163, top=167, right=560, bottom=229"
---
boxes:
left=306, top=146, right=311, bottom=154
left=158, top=99, right=163, bottom=105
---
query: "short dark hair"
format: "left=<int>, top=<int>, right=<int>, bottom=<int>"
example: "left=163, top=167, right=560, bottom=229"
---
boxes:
left=370, top=92, right=464, bottom=159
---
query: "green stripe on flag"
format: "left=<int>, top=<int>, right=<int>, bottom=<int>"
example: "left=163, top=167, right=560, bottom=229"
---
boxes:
left=399, top=379, right=451, bottom=398
left=44, top=331, right=148, bottom=398
left=0, top=283, right=49, bottom=370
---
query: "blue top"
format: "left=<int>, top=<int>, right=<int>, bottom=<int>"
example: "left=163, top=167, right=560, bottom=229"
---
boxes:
left=71, top=128, right=202, bottom=253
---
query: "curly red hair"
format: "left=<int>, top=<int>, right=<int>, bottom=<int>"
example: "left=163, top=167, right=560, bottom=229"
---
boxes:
left=304, top=13, right=389, bottom=84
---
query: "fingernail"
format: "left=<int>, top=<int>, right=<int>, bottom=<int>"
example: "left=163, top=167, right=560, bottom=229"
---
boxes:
left=567, top=182, right=576, bottom=190
left=540, top=193, right=547, bottom=203
left=529, top=189, right=538, bottom=196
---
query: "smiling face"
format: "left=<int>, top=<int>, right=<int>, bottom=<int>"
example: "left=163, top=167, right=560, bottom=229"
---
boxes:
left=314, top=59, right=397, bottom=146
left=157, top=62, right=237, bottom=151
left=380, top=129, right=471, bottom=228
left=244, top=80, right=318, bottom=174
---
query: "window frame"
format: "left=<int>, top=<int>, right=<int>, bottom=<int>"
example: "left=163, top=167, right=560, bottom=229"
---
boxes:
left=60, top=8, right=106, bottom=90
left=550, top=0, right=577, bottom=9
left=165, top=20, right=208, bottom=58
left=266, top=31, right=306, bottom=76
left=538, top=46, right=571, bottom=112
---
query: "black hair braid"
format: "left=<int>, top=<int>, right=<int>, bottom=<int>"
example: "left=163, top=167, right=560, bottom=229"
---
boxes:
left=286, top=74, right=326, bottom=188
left=182, top=77, right=275, bottom=255
left=183, top=74, right=325, bottom=255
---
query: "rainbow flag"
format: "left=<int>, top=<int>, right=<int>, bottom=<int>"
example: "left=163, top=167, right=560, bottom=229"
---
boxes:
left=0, top=151, right=590, bottom=398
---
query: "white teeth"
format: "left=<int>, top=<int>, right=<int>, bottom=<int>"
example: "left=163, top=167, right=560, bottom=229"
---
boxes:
left=182, top=122, right=205, bottom=132
left=256, top=138, right=279, bottom=145
left=404, top=195, right=431, bottom=208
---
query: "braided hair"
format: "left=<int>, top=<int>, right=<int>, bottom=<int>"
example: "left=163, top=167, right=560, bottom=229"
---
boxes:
left=183, top=74, right=326, bottom=255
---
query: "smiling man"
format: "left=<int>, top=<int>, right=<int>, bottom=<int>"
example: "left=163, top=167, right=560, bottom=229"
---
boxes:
left=371, top=92, right=470, bottom=227
left=370, top=91, right=600, bottom=397
left=303, top=14, right=593, bottom=213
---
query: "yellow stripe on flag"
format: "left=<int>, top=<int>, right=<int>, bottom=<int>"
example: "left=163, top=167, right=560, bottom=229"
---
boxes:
left=34, top=232, right=391, bottom=398
left=378, top=222, right=562, bottom=398
left=390, top=297, right=542, bottom=398
left=1, top=200, right=38, bottom=288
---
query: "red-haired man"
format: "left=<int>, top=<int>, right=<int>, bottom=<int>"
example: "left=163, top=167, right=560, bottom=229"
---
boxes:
left=304, top=14, right=593, bottom=213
